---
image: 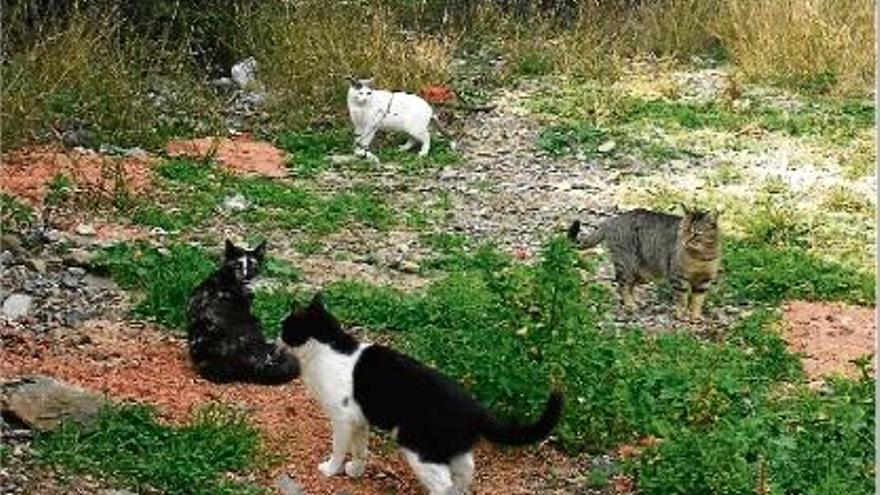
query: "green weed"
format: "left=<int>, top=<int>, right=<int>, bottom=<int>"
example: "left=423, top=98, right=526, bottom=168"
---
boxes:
left=35, top=403, right=261, bottom=495
left=95, top=242, right=302, bottom=330
left=0, top=194, right=36, bottom=232
left=128, top=159, right=395, bottom=235
left=95, top=242, right=215, bottom=328
left=634, top=373, right=874, bottom=495
left=720, top=239, right=875, bottom=306
left=277, top=129, right=351, bottom=178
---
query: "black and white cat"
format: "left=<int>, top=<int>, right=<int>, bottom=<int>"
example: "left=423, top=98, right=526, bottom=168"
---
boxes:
left=347, top=77, right=452, bottom=163
left=186, top=240, right=299, bottom=385
left=279, top=294, right=563, bottom=495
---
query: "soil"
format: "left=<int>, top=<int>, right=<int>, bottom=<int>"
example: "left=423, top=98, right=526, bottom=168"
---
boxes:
left=165, top=135, right=289, bottom=178
left=781, top=300, right=876, bottom=384
left=0, top=146, right=154, bottom=206
left=0, top=319, right=588, bottom=495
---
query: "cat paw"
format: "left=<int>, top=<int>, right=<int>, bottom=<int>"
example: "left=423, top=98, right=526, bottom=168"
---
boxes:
left=344, top=460, right=366, bottom=478
left=318, top=459, right=343, bottom=477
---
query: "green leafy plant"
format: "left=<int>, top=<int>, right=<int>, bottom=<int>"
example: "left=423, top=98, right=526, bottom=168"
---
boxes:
left=35, top=403, right=262, bottom=495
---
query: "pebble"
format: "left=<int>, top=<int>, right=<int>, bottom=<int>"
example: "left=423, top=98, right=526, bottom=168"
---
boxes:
left=274, top=473, right=304, bottom=495
left=63, top=248, right=95, bottom=268
left=328, top=154, right=358, bottom=165
left=2, top=294, right=33, bottom=319
left=223, top=194, right=250, bottom=211
left=75, top=224, right=97, bottom=236
left=24, top=258, right=46, bottom=275
left=598, top=139, right=617, bottom=153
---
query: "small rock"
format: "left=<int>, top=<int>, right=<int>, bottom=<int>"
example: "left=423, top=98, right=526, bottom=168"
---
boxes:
left=223, top=194, right=250, bottom=211
left=83, top=274, right=119, bottom=291
left=211, top=77, right=235, bottom=88
left=68, top=266, right=87, bottom=277
left=61, top=272, right=82, bottom=289
left=2, top=294, right=33, bottom=319
left=0, top=234, right=26, bottom=256
left=231, top=57, right=258, bottom=89
left=274, top=473, right=304, bottom=495
left=328, top=154, right=358, bottom=165
left=438, top=168, right=458, bottom=180
left=75, top=224, right=96, bottom=236
left=398, top=260, right=420, bottom=274
left=63, top=248, right=95, bottom=268
left=63, top=310, right=89, bottom=328
left=25, top=258, right=46, bottom=274
left=597, top=140, right=617, bottom=153
left=0, top=250, right=15, bottom=266
left=0, top=375, right=107, bottom=431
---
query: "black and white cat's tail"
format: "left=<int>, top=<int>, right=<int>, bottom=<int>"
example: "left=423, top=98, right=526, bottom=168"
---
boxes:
left=480, top=391, right=563, bottom=446
left=567, top=220, right=604, bottom=248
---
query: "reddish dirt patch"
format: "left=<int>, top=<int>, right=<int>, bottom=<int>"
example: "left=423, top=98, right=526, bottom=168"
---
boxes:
left=166, top=135, right=289, bottom=178
left=1, top=320, right=574, bottom=494
left=782, top=301, right=876, bottom=383
left=0, top=146, right=154, bottom=206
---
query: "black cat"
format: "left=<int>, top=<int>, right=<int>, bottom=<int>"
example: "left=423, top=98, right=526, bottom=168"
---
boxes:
left=186, top=240, right=298, bottom=384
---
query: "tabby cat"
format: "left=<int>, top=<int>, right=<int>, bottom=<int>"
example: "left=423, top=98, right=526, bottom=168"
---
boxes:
left=568, top=208, right=721, bottom=320
left=187, top=240, right=299, bottom=384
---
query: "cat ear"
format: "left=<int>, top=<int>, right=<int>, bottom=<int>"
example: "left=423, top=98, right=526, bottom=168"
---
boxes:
left=362, top=78, right=374, bottom=87
left=309, top=292, right=325, bottom=310
left=253, top=240, right=267, bottom=259
left=346, top=75, right=358, bottom=87
left=678, top=203, right=692, bottom=215
left=224, top=239, right=238, bottom=259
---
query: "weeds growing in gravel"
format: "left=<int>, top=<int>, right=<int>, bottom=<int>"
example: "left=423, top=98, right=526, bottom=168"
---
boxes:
left=127, top=159, right=394, bottom=235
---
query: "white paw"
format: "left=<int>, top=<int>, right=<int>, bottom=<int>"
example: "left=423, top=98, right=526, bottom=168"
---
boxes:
left=344, top=460, right=366, bottom=478
left=417, top=151, right=429, bottom=157
left=318, top=459, right=342, bottom=477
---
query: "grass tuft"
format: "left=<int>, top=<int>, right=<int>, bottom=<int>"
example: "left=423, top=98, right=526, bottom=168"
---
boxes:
left=35, top=403, right=262, bottom=495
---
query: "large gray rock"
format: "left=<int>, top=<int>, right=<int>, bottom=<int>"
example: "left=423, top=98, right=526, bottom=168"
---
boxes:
left=2, top=294, right=33, bottom=319
left=0, top=375, right=107, bottom=431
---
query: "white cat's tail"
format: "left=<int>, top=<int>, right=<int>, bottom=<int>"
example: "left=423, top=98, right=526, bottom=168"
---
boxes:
left=431, top=114, right=457, bottom=150
left=480, top=391, right=563, bottom=446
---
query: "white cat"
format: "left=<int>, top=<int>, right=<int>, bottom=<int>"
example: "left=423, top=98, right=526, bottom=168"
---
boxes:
left=280, top=294, right=563, bottom=495
left=346, top=77, right=451, bottom=163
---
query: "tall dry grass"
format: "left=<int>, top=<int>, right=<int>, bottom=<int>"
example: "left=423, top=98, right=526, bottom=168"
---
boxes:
left=2, top=0, right=873, bottom=152
left=235, top=2, right=453, bottom=128
left=1, top=10, right=224, bottom=151
left=715, top=0, right=875, bottom=95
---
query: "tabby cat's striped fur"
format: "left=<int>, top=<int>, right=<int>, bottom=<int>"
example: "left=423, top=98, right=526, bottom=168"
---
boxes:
left=568, top=208, right=721, bottom=320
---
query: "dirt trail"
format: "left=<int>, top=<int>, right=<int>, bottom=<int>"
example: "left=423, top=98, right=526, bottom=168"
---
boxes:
left=0, top=319, right=580, bottom=495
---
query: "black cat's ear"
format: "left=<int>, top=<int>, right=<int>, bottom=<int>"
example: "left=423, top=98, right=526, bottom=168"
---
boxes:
left=224, top=239, right=239, bottom=259
left=346, top=75, right=358, bottom=87
left=253, top=240, right=267, bottom=260
left=309, top=292, right=325, bottom=309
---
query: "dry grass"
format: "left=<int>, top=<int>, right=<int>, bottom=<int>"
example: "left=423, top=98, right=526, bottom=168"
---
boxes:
left=235, top=2, right=453, bottom=128
left=715, top=0, right=875, bottom=94
left=1, top=11, right=223, bottom=151
left=2, top=0, right=873, bottom=152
